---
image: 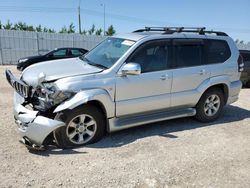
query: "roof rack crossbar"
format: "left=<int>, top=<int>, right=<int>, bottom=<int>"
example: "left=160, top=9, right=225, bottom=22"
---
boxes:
left=133, top=27, right=227, bottom=36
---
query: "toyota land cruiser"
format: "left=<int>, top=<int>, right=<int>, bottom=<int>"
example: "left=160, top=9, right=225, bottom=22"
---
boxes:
left=5, top=27, right=243, bottom=149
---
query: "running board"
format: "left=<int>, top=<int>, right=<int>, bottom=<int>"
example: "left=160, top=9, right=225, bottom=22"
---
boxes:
left=108, top=108, right=196, bottom=132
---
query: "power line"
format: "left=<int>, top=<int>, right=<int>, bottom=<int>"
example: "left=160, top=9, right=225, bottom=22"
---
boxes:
left=0, top=6, right=176, bottom=25
left=0, top=6, right=249, bottom=33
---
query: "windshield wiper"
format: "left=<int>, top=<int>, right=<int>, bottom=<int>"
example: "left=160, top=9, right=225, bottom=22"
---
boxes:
left=81, top=56, right=108, bottom=70
left=88, top=62, right=108, bottom=70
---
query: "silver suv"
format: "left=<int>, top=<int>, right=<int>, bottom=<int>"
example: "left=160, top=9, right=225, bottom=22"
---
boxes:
left=6, top=27, right=243, bottom=149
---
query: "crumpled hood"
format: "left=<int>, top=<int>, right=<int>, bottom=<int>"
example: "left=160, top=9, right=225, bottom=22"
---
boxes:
left=21, top=57, right=102, bottom=86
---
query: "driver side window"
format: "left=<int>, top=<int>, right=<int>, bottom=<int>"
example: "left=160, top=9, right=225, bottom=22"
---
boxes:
left=127, top=40, right=170, bottom=73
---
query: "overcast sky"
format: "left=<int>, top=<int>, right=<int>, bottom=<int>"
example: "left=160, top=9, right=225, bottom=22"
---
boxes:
left=0, top=0, right=249, bottom=41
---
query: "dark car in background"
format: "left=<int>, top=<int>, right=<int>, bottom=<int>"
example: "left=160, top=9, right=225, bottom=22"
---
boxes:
left=240, top=50, right=250, bottom=87
left=17, top=47, right=88, bottom=71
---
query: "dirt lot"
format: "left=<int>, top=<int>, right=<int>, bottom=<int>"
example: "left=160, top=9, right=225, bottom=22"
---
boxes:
left=0, top=65, right=250, bottom=188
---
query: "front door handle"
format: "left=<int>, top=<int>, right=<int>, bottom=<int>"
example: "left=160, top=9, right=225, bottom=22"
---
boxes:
left=160, top=74, right=169, bottom=80
left=199, top=69, right=206, bottom=75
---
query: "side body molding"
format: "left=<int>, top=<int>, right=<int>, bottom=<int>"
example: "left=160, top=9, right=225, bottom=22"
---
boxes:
left=53, top=89, right=115, bottom=118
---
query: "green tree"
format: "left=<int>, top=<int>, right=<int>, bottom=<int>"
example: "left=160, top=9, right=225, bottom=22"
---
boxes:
left=105, top=25, right=116, bottom=36
left=48, top=28, right=56, bottom=33
left=27, top=25, right=35, bottom=32
left=43, top=27, right=49, bottom=32
left=36, top=25, right=42, bottom=32
left=67, top=23, right=75, bottom=33
left=13, top=22, right=25, bottom=30
left=0, top=20, right=116, bottom=35
left=59, top=26, right=67, bottom=33
left=81, top=29, right=87, bottom=35
left=3, top=20, right=12, bottom=30
left=88, top=24, right=96, bottom=35
left=95, top=28, right=103, bottom=36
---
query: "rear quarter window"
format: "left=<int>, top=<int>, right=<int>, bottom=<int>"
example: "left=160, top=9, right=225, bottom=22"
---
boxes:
left=205, top=40, right=231, bottom=64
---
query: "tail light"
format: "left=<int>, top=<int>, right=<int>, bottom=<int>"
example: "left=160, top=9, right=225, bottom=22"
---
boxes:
left=238, top=54, right=244, bottom=72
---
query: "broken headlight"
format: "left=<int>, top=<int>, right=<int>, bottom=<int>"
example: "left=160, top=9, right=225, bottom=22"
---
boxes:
left=43, top=82, right=75, bottom=105
left=34, top=82, right=75, bottom=109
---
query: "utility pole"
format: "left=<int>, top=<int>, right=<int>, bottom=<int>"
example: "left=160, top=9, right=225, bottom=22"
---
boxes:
left=78, top=0, right=82, bottom=34
left=101, top=3, right=106, bottom=36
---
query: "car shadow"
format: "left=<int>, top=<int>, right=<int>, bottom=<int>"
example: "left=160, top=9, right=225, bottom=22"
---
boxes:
left=28, top=145, right=88, bottom=156
left=31, top=105, right=250, bottom=155
left=86, top=105, right=250, bottom=149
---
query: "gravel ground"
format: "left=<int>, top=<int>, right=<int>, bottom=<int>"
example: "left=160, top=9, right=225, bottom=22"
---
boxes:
left=0, top=65, right=250, bottom=188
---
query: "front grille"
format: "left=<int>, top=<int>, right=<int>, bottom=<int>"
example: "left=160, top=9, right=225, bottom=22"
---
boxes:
left=5, top=70, right=30, bottom=98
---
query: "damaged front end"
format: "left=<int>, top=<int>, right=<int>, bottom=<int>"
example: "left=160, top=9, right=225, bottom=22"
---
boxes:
left=6, top=70, right=75, bottom=149
left=30, top=72, right=76, bottom=113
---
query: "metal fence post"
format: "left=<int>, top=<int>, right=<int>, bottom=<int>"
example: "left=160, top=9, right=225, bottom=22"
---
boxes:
left=36, top=32, right=40, bottom=55
left=0, top=31, right=3, bottom=65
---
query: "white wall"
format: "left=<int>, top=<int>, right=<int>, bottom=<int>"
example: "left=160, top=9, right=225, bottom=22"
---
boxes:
left=0, top=30, right=105, bottom=65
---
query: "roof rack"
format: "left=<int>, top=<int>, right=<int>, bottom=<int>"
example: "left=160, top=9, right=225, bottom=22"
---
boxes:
left=133, top=27, right=228, bottom=36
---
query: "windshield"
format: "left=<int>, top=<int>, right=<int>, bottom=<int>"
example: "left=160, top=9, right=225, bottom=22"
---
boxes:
left=83, top=37, right=135, bottom=69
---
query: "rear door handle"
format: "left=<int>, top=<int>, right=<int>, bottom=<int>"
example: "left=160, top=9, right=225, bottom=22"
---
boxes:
left=160, top=74, right=169, bottom=80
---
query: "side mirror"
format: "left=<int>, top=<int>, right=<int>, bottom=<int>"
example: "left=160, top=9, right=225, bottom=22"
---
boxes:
left=121, top=63, right=141, bottom=76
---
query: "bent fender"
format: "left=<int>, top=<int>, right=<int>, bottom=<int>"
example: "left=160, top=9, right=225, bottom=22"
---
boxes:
left=53, top=89, right=115, bottom=118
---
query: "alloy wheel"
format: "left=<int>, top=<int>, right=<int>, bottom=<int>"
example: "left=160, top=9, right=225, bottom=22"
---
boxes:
left=204, top=94, right=221, bottom=117
left=66, top=114, right=97, bottom=145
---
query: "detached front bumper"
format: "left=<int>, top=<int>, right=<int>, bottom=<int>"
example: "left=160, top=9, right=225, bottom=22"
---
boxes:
left=13, top=92, right=65, bottom=146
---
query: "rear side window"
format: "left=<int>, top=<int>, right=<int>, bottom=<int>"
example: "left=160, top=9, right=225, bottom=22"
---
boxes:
left=206, top=40, right=231, bottom=64
left=173, top=39, right=203, bottom=68
left=70, top=49, right=84, bottom=56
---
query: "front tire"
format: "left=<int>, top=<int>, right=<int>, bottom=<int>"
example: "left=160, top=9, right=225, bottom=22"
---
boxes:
left=54, top=105, right=105, bottom=149
left=195, top=88, right=225, bottom=122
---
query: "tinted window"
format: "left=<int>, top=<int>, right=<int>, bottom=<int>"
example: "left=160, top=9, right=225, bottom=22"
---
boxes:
left=241, top=52, right=250, bottom=62
left=128, top=40, right=170, bottom=73
left=173, top=40, right=203, bottom=68
left=206, top=40, right=231, bottom=64
left=52, top=49, right=67, bottom=57
left=241, top=53, right=250, bottom=67
left=70, top=49, right=84, bottom=56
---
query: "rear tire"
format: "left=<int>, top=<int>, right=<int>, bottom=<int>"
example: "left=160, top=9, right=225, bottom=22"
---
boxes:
left=195, top=88, right=225, bottom=122
left=53, top=105, right=105, bottom=149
